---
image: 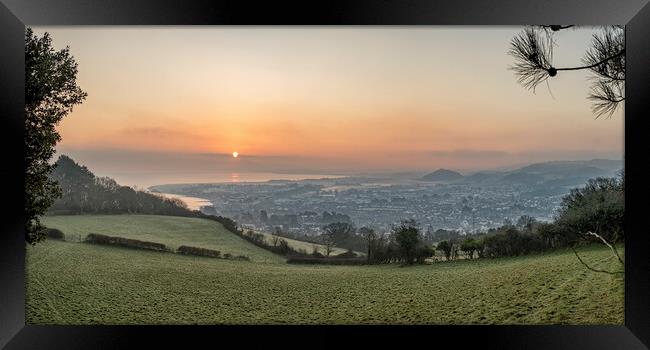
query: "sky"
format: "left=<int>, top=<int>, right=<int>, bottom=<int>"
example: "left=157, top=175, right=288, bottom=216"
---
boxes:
left=34, top=26, right=624, bottom=187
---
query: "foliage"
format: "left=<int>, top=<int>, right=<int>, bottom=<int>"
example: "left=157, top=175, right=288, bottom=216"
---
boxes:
left=49, top=155, right=195, bottom=217
left=321, top=222, right=365, bottom=253
left=392, top=219, right=421, bottom=265
left=460, top=238, right=479, bottom=259
left=25, top=28, right=87, bottom=243
left=481, top=227, right=545, bottom=258
left=555, top=176, right=624, bottom=243
left=85, top=233, right=169, bottom=252
left=45, top=228, right=64, bottom=240
left=436, top=240, right=453, bottom=261
left=509, top=25, right=625, bottom=118
left=177, top=245, right=221, bottom=258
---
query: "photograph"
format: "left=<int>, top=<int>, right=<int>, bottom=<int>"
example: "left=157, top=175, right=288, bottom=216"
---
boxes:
left=24, top=25, right=625, bottom=325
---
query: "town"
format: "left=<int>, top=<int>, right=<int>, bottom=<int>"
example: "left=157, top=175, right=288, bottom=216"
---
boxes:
left=153, top=177, right=564, bottom=236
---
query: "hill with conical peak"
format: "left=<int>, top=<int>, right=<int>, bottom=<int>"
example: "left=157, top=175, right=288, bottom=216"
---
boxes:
left=421, top=169, right=464, bottom=182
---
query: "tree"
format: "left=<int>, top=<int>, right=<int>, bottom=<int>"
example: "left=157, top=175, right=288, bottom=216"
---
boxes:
left=556, top=175, right=624, bottom=243
left=509, top=25, right=624, bottom=118
left=322, top=222, right=357, bottom=251
left=436, top=240, right=453, bottom=261
left=270, top=234, right=280, bottom=247
left=556, top=174, right=625, bottom=274
left=358, top=226, right=376, bottom=264
left=322, top=233, right=335, bottom=257
left=516, top=215, right=537, bottom=232
left=391, top=219, right=421, bottom=265
left=424, top=225, right=435, bottom=244
left=460, top=238, right=478, bottom=259
left=25, top=28, right=87, bottom=244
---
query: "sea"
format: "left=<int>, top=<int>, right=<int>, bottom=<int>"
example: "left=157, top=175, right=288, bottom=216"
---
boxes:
left=120, top=171, right=341, bottom=211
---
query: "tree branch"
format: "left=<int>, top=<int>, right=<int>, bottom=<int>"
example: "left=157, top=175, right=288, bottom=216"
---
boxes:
left=584, top=231, right=624, bottom=265
left=539, top=25, right=575, bottom=32
left=554, top=50, right=625, bottom=72
left=571, top=245, right=623, bottom=274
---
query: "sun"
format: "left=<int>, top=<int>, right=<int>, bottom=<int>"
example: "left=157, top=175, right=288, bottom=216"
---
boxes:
left=232, top=151, right=239, bottom=158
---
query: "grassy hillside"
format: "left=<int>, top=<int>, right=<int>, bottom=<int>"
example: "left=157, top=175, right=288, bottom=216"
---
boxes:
left=252, top=230, right=359, bottom=256
left=26, top=239, right=623, bottom=325
left=41, top=215, right=284, bottom=264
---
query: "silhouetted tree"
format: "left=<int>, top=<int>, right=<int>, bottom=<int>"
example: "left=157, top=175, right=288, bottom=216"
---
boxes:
left=509, top=25, right=624, bottom=118
left=460, top=238, right=478, bottom=259
left=25, top=28, right=87, bottom=243
left=322, top=222, right=361, bottom=252
left=516, top=215, right=537, bottom=232
left=436, top=240, right=453, bottom=261
left=391, top=219, right=421, bottom=265
left=358, top=226, right=376, bottom=264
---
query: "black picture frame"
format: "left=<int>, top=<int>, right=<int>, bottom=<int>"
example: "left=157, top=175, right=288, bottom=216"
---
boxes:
left=1, top=1, right=649, bottom=349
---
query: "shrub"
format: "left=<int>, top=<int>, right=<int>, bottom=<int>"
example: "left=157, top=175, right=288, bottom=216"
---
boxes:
left=45, top=228, right=65, bottom=240
left=177, top=245, right=221, bottom=258
left=415, top=245, right=435, bottom=263
left=223, top=253, right=232, bottom=259
left=85, top=233, right=168, bottom=252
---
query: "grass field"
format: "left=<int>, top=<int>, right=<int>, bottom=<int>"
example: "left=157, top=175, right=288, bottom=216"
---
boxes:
left=27, top=216, right=624, bottom=324
left=41, top=215, right=284, bottom=263
left=252, top=229, right=358, bottom=256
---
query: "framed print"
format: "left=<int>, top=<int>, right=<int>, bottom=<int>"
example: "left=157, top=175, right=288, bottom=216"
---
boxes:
left=1, top=0, right=649, bottom=349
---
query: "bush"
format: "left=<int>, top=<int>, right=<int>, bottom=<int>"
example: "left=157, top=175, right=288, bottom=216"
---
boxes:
left=45, top=228, right=65, bottom=240
left=555, top=175, right=624, bottom=243
left=177, top=245, right=221, bottom=258
left=233, top=255, right=250, bottom=261
left=415, top=245, right=435, bottom=263
left=85, top=233, right=168, bottom=252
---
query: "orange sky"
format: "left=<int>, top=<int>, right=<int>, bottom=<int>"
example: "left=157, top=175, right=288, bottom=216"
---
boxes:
left=36, top=26, right=623, bottom=178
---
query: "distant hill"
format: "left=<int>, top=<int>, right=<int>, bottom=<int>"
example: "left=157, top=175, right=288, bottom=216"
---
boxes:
left=461, top=159, right=623, bottom=187
left=421, top=169, right=464, bottom=182
left=461, top=172, right=502, bottom=184
left=517, top=159, right=622, bottom=176
left=501, top=172, right=545, bottom=186
left=48, top=155, right=194, bottom=216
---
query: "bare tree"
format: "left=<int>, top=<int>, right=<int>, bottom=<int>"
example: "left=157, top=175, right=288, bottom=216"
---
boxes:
left=358, top=226, right=376, bottom=264
left=270, top=234, right=280, bottom=247
left=322, top=232, right=335, bottom=257
left=509, top=25, right=624, bottom=118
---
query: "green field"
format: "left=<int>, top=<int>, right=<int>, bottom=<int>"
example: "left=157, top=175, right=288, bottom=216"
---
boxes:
left=41, top=215, right=284, bottom=263
left=252, top=229, right=359, bottom=256
left=28, top=215, right=624, bottom=325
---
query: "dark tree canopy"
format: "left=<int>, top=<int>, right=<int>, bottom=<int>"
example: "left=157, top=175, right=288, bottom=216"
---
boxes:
left=509, top=25, right=624, bottom=118
left=392, top=219, right=421, bottom=265
left=25, top=28, right=87, bottom=244
left=48, top=155, right=195, bottom=217
left=556, top=174, right=624, bottom=243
